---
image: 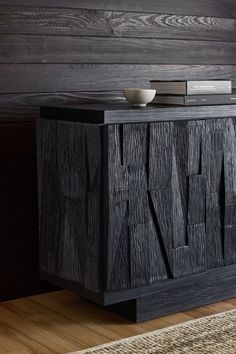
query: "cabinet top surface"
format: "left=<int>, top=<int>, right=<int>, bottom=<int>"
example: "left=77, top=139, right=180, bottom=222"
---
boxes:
left=40, top=103, right=236, bottom=124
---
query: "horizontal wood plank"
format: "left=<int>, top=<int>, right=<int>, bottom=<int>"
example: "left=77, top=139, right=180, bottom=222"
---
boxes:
left=1, top=34, right=236, bottom=64
left=1, top=64, right=236, bottom=94
left=0, top=1, right=236, bottom=18
left=1, top=7, right=235, bottom=42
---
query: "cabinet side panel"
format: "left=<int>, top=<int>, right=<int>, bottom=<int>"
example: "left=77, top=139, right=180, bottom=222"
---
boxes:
left=37, top=119, right=102, bottom=292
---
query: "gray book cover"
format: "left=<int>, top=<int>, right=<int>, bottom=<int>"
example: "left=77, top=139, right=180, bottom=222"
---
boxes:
left=150, top=80, right=232, bottom=95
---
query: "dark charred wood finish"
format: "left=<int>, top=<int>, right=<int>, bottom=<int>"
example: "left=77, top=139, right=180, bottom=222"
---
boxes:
left=1, top=0, right=236, bottom=301
left=38, top=104, right=236, bottom=321
left=109, top=263, right=236, bottom=322
left=37, top=118, right=102, bottom=292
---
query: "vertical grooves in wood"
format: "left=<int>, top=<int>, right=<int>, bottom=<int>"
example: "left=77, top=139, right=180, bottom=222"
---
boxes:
left=119, top=125, right=124, bottom=166
left=220, top=157, right=226, bottom=258
left=148, top=191, right=172, bottom=278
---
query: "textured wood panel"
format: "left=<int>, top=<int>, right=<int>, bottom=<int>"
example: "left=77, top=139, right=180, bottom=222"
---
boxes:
left=106, top=201, right=129, bottom=291
left=203, top=119, right=225, bottom=269
left=224, top=119, right=236, bottom=266
left=104, top=118, right=236, bottom=290
left=1, top=7, right=236, bottom=42
left=1, top=34, right=236, bottom=64
left=37, top=119, right=102, bottom=292
left=1, top=1, right=236, bottom=18
left=149, top=189, right=173, bottom=276
left=37, top=110, right=236, bottom=323
left=149, top=122, right=173, bottom=190
left=106, top=123, right=168, bottom=291
left=123, top=124, right=147, bottom=166
left=172, top=122, right=188, bottom=248
left=1, top=65, right=236, bottom=94
left=135, top=264, right=236, bottom=322
left=188, top=175, right=205, bottom=225
left=84, top=125, right=102, bottom=291
left=129, top=223, right=150, bottom=288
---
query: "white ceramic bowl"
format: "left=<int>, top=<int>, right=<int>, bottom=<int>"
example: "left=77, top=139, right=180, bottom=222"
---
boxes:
left=123, top=88, right=156, bottom=107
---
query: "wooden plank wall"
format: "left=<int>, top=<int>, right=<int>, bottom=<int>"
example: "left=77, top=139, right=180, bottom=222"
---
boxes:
left=0, top=0, right=236, bottom=299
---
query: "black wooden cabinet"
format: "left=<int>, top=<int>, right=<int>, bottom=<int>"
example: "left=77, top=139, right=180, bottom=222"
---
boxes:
left=37, top=104, right=236, bottom=322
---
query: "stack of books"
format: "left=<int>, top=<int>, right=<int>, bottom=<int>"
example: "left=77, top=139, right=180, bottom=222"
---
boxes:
left=150, top=80, right=235, bottom=106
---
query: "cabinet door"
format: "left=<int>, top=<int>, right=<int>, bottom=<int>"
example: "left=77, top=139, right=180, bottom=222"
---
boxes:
left=105, top=118, right=236, bottom=291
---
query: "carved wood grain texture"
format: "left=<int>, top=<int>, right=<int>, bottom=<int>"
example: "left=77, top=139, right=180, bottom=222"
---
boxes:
left=37, top=119, right=102, bottom=292
left=105, top=118, right=236, bottom=291
left=1, top=6, right=236, bottom=42
left=1, top=1, right=236, bottom=18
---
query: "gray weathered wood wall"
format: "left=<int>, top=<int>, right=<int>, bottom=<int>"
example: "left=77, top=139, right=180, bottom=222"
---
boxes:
left=1, top=0, right=236, bottom=299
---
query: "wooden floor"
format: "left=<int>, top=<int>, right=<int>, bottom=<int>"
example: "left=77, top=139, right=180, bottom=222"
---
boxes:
left=0, top=291, right=236, bottom=354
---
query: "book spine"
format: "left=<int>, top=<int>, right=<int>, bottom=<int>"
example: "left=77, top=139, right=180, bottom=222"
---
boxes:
left=184, top=95, right=236, bottom=105
left=187, top=81, right=232, bottom=95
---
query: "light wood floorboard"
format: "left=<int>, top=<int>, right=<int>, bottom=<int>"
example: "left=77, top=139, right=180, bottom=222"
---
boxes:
left=0, top=290, right=235, bottom=354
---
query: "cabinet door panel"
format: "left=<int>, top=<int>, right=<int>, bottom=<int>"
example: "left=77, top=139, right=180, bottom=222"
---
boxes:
left=106, top=118, right=236, bottom=291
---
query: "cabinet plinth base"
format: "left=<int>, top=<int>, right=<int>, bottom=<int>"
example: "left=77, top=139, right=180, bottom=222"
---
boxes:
left=41, top=264, right=236, bottom=322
